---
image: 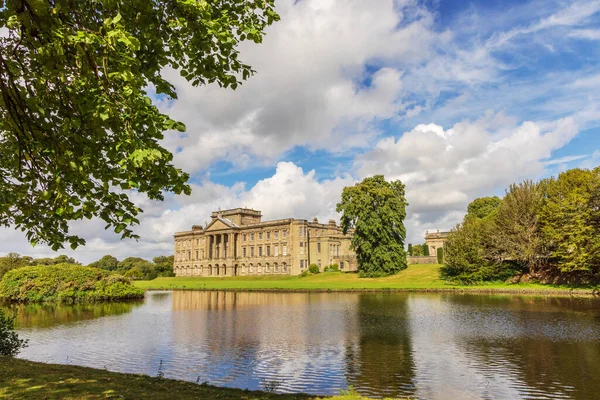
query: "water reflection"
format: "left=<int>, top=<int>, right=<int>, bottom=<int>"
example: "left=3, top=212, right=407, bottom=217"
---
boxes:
left=10, top=291, right=600, bottom=399
left=345, top=294, right=416, bottom=397
left=0, top=300, right=143, bottom=329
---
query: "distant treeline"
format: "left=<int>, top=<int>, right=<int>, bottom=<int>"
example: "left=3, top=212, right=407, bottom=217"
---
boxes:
left=0, top=254, right=174, bottom=281
left=88, top=255, right=174, bottom=280
left=442, top=167, right=600, bottom=285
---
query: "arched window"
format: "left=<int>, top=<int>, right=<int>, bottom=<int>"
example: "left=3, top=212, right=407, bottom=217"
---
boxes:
left=208, top=264, right=213, bottom=276
left=199, top=265, right=203, bottom=276
left=282, top=262, right=287, bottom=272
left=249, top=263, right=254, bottom=273
left=274, top=262, right=279, bottom=272
left=257, top=263, right=262, bottom=274
left=241, top=263, right=246, bottom=275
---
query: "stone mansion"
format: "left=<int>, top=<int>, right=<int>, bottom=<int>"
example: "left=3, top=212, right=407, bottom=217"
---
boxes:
left=173, top=208, right=358, bottom=277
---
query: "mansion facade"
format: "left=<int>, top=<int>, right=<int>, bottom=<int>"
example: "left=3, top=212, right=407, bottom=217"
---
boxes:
left=173, top=208, right=358, bottom=277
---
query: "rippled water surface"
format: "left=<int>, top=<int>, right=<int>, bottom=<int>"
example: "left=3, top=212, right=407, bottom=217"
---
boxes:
left=4, top=291, right=600, bottom=399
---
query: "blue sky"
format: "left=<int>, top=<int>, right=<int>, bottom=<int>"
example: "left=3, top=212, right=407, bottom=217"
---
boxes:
left=1, top=0, right=600, bottom=262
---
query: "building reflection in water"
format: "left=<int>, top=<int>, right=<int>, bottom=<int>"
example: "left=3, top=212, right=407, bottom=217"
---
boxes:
left=10, top=290, right=600, bottom=399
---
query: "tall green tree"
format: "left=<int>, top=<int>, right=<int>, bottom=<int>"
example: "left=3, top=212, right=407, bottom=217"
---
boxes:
left=408, top=243, right=413, bottom=256
left=492, top=181, right=545, bottom=272
left=0, top=0, right=279, bottom=250
left=336, top=175, right=408, bottom=277
left=423, top=243, right=430, bottom=256
left=539, top=168, right=600, bottom=279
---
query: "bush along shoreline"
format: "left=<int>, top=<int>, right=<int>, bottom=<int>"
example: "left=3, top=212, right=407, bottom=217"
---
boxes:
left=0, top=264, right=145, bottom=303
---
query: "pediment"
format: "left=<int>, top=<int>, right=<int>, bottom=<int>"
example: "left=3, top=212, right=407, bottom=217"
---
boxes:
left=205, top=219, right=231, bottom=232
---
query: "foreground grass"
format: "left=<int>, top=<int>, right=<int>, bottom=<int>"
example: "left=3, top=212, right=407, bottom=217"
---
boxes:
left=134, top=264, right=597, bottom=295
left=0, top=358, right=401, bottom=400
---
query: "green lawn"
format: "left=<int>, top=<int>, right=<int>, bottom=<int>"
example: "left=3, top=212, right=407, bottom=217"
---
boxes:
left=134, top=264, right=597, bottom=295
left=0, top=358, right=401, bottom=399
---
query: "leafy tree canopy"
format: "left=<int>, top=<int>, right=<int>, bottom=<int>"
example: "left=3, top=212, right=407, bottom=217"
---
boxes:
left=0, top=0, right=279, bottom=250
left=337, top=175, right=408, bottom=277
left=540, top=167, right=600, bottom=277
left=466, top=196, right=502, bottom=220
left=88, top=254, right=119, bottom=271
left=30, top=254, right=79, bottom=265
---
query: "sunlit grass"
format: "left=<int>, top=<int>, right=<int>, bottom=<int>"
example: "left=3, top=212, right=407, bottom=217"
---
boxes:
left=134, top=264, right=596, bottom=294
left=1, top=358, right=406, bottom=399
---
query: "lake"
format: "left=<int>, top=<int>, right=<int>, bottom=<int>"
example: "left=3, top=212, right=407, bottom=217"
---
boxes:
left=4, top=291, right=600, bottom=399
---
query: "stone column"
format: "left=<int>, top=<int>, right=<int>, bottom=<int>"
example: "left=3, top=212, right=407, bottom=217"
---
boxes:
left=231, top=233, right=236, bottom=259
left=212, top=235, right=216, bottom=260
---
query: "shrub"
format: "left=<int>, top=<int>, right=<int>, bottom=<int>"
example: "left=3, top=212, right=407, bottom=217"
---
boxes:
left=437, top=247, right=444, bottom=264
left=308, top=264, right=320, bottom=274
left=0, top=310, right=28, bottom=356
left=408, top=244, right=413, bottom=256
left=324, top=264, right=339, bottom=272
left=423, top=244, right=430, bottom=256
left=0, top=264, right=145, bottom=303
left=299, top=270, right=310, bottom=277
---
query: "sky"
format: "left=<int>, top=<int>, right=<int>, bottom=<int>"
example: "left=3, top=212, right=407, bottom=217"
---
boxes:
left=2, top=0, right=600, bottom=263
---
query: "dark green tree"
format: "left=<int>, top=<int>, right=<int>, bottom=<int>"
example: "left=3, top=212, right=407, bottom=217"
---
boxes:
left=423, top=244, right=430, bottom=256
left=117, top=257, right=147, bottom=272
left=88, top=255, right=119, bottom=271
left=0, top=310, right=28, bottom=357
left=0, top=0, right=279, bottom=250
left=437, top=247, right=444, bottom=264
left=408, top=243, right=413, bottom=256
left=337, top=175, right=408, bottom=277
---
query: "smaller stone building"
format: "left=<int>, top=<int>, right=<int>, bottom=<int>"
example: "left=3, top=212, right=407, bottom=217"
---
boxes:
left=425, top=230, right=450, bottom=254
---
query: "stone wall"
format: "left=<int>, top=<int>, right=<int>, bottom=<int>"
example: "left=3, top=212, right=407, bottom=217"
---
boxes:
left=408, top=256, right=438, bottom=265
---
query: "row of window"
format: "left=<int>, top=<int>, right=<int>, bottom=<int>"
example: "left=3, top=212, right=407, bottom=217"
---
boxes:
left=176, top=241, right=342, bottom=261
left=300, top=227, right=329, bottom=237
left=177, top=227, right=339, bottom=249
left=242, top=229, right=288, bottom=242
left=242, top=244, right=287, bottom=258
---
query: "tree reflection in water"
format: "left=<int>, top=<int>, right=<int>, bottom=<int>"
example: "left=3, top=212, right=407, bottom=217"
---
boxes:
left=5, top=291, right=600, bottom=399
left=0, top=300, right=142, bottom=329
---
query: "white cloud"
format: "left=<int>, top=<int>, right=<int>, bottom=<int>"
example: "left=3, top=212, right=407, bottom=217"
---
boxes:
left=158, top=0, right=447, bottom=174
left=487, top=0, right=600, bottom=49
left=356, top=113, right=580, bottom=241
left=569, top=28, right=600, bottom=40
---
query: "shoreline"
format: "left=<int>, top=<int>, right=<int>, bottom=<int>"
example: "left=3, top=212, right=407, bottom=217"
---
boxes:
left=141, top=286, right=599, bottom=296
left=133, top=264, right=599, bottom=298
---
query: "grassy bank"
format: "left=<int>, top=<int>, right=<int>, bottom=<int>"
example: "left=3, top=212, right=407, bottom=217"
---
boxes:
left=134, top=264, right=598, bottom=295
left=0, top=358, right=398, bottom=399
